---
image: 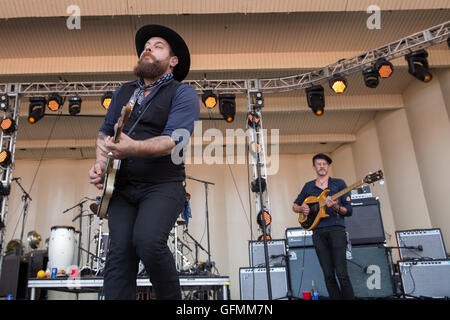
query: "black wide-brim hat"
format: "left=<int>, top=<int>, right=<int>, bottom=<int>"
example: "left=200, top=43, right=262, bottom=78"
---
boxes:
left=135, top=24, right=190, bottom=82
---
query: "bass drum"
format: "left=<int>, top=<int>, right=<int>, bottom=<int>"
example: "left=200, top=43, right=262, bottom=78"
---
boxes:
left=48, top=226, right=76, bottom=274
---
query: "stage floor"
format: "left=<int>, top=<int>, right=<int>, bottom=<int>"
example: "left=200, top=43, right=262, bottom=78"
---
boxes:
left=27, top=275, right=230, bottom=300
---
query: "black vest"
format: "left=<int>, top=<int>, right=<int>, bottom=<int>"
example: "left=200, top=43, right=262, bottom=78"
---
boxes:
left=112, top=79, right=184, bottom=184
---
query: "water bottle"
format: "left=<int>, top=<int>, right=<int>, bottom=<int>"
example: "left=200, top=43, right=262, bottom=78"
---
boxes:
left=311, top=280, right=319, bottom=300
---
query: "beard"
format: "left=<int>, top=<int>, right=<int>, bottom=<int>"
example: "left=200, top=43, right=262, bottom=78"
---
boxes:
left=133, top=53, right=168, bottom=80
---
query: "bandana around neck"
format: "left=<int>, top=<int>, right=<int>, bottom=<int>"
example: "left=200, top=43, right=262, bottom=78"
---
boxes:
left=135, top=72, right=174, bottom=105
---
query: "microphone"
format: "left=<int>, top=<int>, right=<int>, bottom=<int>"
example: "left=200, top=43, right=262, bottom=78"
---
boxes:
left=11, top=177, right=21, bottom=181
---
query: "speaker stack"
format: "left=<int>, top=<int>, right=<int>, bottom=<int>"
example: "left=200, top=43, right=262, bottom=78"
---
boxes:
left=239, top=239, right=289, bottom=300
left=395, top=228, right=450, bottom=299
left=285, top=195, right=395, bottom=299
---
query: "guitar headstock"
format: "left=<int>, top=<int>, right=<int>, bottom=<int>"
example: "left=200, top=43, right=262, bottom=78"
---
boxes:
left=363, top=170, right=384, bottom=184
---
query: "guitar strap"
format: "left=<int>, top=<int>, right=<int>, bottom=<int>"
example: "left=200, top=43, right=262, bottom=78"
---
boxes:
left=123, top=87, right=159, bottom=137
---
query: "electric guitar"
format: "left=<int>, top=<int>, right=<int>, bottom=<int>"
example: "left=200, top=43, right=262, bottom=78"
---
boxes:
left=298, top=170, right=384, bottom=231
left=96, top=102, right=134, bottom=218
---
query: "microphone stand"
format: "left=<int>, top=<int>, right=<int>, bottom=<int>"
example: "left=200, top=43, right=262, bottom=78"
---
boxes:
left=184, top=229, right=209, bottom=266
left=63, top=199, right=88, bottom=266
left=186, top=175, right=214, bottom=266
left=12, top=178, right=32, bottom=260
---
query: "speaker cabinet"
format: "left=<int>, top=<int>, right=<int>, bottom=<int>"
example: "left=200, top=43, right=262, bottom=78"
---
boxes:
left=348, top=198, right=385, bottom=245
left=248, top=239, right=286, bottom=267
left=285, top=228, right=313, bottom=248
left=287, top=244, right=394, bottom=299
left=395, top=229, right=447, bottom=260
left=398, top=260, right=450, bottom=298
left=239, top=267, right=288, bottom=300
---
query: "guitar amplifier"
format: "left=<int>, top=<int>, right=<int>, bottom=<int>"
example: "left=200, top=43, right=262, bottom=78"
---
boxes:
left=347, top=197, right=385, bottom=245
left=239, top=267, right=288, bottom=300
left=395, top=229, right=447, bottom=260
left=249, top=239, right=286, bottom=267
left=285, top=228, right=313, bottom=248
left=398, top=260, right=450, bottom=298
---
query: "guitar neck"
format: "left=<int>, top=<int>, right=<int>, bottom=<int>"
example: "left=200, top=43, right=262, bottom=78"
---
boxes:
left=330, top=180, right=364, bottom=201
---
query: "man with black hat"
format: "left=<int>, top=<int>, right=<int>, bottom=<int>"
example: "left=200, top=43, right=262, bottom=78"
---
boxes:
left=292, top=153, right=354, bottom=299
left=88, top=25, right=199, bottom=300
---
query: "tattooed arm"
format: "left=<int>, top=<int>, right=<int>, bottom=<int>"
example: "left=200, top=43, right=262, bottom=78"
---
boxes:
left=88, top=131, right=111, bottom=189
left=104, top=133, right=175, bottom=159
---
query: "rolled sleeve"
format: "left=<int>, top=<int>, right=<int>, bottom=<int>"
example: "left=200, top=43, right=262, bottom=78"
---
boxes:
left=160, top=83, right=200, bottom=144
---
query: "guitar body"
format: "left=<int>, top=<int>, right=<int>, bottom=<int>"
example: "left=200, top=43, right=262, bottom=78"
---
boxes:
left=95, top=102, right=134, bottom=219
left=97, top=159, right=121, bottom=219
left=297, top=170, right=384, bottom=231
left=298, top=189, right=330, bottom=231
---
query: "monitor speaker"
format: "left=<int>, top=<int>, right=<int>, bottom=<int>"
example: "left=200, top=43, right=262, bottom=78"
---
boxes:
left=239, top=267, right=288, bottom=300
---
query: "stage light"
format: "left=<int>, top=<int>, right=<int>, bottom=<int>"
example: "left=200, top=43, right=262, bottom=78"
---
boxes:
left=201, top=90, right=217, bottom=109
left=247, top=112, right=261, bottom=128
left=306, top=85, right=325, bottom=116
left=47, top=93, right=63, bottom=112
left=257, top=210, right=272, bottom=227
left=101, top=92, right=113, bottom=110
left=219, top=93, right=236, bottom=123
left=0, top=150, right=12, bottom=167
left=28, top=97, right=46, bottom=124
left=0, top=94, right=9, bottom=112
left=329, top=74, right=347, bottom=94
left=258, top=234, right=271, bottom=241
left=69, top=96, right=82, bottom=115
left=363, top=67, right=380, bottom=88
left=251, top=177, right=266, bottom=193
left=0, top=181, right=10, bottom=196
left=406, top=49, right=432, bottom=82
left=374, top=58, right=394, bottom=78
left=253, top=91, right=264, bottom=108
left=1, top=117, right=17, bottom=134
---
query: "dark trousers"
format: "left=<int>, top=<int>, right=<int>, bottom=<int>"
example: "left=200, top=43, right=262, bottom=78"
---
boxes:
left=312, top=226, right=355, bottom=300
left=103, top=181, right=185, bottom=300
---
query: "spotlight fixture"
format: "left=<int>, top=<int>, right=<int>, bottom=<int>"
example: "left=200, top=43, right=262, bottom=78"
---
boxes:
left=0, top=94, right=9, bottom=111
left=69, top=96, right=82, bottom=115
left=201, top=90, right=217, bottom=109
left=406, top=49, right=432, bottom=82
left=1, top=117, right=17, bottom=134
left=219, top=93, right=236, bottom=123
left=0, top=150, right=12, bottom=167
left=329, top=74, right=347, bottom=94
left=251, top=177, right=267, bottom=193
left=28, top=97, right=46, bottom=124
left=253, top=91, right=264, bottom=108
left=257, top=209, right=272, bottom=227
left=27, top=231, right=42, bottom=249
left=363, top=67, right=380, bottom=88
left=101, top=92, right=113, bottom=110
left=306, top=85, right=325, bottom=116
left=258, top=234, right=272, bottom=241
left=47, top=93, right=63, bottom=112
left=247, top=112, right=261, bottom=128
left=0, top=181, right=10, bottom=196
left=374, top=58, right=394, bottom=78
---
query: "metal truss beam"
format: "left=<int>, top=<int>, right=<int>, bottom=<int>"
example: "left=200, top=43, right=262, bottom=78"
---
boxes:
left=0, top=21, right=447, bottom=97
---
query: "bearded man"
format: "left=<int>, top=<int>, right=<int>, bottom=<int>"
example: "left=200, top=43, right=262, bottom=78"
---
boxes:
left=88, top=25, right=199, bottom=300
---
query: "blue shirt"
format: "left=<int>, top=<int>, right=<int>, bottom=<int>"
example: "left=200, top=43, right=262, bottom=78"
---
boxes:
left=100, top=78, right=200, bottom=143
left=294, top=177, right=353, bottom=229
